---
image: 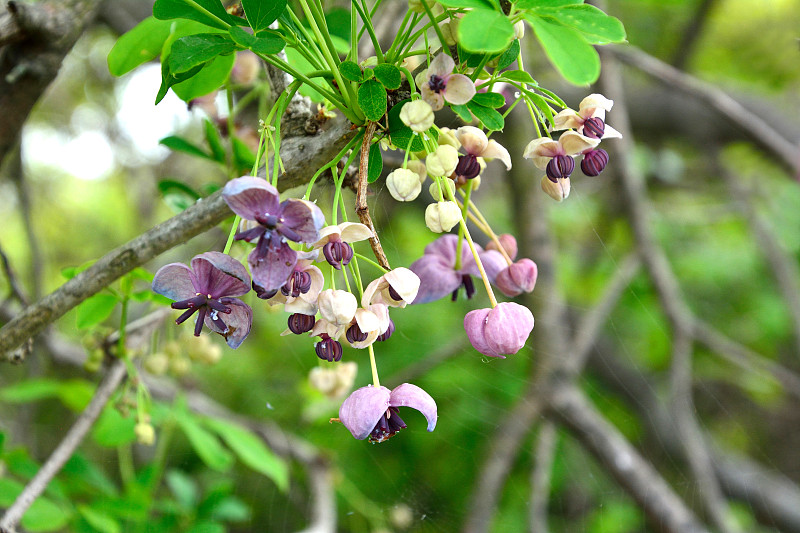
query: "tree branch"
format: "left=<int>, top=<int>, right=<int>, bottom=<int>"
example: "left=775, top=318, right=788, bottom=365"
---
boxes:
left=355, top=121, right=390, bottom=269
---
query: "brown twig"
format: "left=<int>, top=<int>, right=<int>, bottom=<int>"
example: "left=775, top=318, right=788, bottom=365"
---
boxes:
left=529, top=421, right=557, bottom=533
left=355, top=121, right=390, bottom=270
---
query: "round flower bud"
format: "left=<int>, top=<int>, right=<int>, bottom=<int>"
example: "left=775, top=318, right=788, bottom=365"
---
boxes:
left=406, top=159, right=427, bottom=183
left=514, top=20, right=525, bottom=40
left=144, top=352, right=169, bottom=375
left=464, top=302, right=534, bottom=358
left=541, top=176, right=570, bottom=202
left=386, top=168, right=422, bottom=201
left=428, top=178, right=455, bottom=201
left=495, top=259, right=538, bottom=297
left=425, top=201, right=461, bottom=233
left=486, top=234, right=518, bottom=261
left=170, top=357, right=191, bottom=376
left=426, top=145, right=459, bottom=177
left=318, top=289, right=358, bottom=327
left=135, top=423, right=156, bottom=446
left=309, top=366, right=338, bottom=396
left=409, top=0, right=438, bottom=13
left=199, top=343, right=222, bottom=365
left=581, top=148, right=609, bottom=176
left=399, top=100, right=435, bottom=133
left=545, top=154, right=575, bottom=181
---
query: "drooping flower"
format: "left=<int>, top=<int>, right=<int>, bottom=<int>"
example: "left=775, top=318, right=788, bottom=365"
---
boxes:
left=580, top=148, right=609, bottom=177
left=222, top=176, right=325, bottom=292
left=485, top=234, right=518, bottom=261
left=416, top=54, right=476, bottom=111
left=552, top=93, right=621, bottom=140
left=344, top=304, right=392, bottom=349
left=523, top=132, right=599, bottom=181
left=495, top=258, right=538, bottom=297
left=318, top=289, right=358, bottom=329
left=399, top=99, right=435, bottom=132
left=362, top=268, right=420, bottom=308
left=541, top=175, right=571, bottom=202
left=409, top=234, right=506, bottom=304
left=339, top=383, right=437, bottom=443
left=386, top=168, right=423, bottom=202
left=265, top=257, right=324, bottom=315
left=464, top=302, right=534, bottom=358
left=312, top=222, right=373, bottom=270
left=425, top=201, right=461, bottom=233
left=152, top=252, right=252, bottom=349
left=426, top=145, right=460, bottom=178
left=453, top=126, right=512, bottom=181
left=309, top=361, right=358, bottom=400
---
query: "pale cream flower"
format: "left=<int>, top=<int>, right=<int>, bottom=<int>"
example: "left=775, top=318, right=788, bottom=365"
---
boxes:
left=399, top=100, right=435, bottom=132
left=362, top=268, right=420, bottom=308
left=386, top=168, right=422, bottom=201
left=541, top=176, right=571, bottom=202
left=425, top=201, right=461, bottom=233
left=426, top=145, right=459, bottom=177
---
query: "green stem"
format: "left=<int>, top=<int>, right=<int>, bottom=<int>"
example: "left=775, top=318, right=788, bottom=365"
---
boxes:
left=304, top=134, right=363, bottom=200
left=351, top=0, right=385, bottom=63
left=117, top=445, right=135, bottom=487
left=385, top=10, right=414, bottom=63
left=421, top=0, right=449, bottom=52
left=454, top=180, right=472, bottom=270
left=470, top=54, right=490, bottom=82
left=368, top=343, right=380, bottom=387
left=399, top=66, right=417, bottom=95
left=353, top=252, right=389, bottom=273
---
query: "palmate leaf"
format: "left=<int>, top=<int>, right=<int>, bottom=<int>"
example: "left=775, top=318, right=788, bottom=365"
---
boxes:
left=457, top=8, right=514, bottom=53
left=526, top=14, right=600, bottom=85
left=358, top=79, right=388, bottom=121
left=107, top=17, right=173, bottom=76
left=153, top=0, right=233, bottom=30
left=167, top=33, right=236, bottom=74
left=172, top=53, right=236, bottom=102
left=532, top=4, right=626, bottom=44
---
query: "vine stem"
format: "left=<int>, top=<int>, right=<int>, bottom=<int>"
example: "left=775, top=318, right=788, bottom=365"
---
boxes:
left=355, top=122, right=390, bottom=270
left=368, top=344, right=381, bottom=388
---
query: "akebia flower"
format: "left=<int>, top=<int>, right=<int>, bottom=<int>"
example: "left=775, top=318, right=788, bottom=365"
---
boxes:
left=339, top=383, right=437, bottom=443
left=425, top=201, right=461, bottom=233
left=464, top=302, right=534, bottom=358
left=486, top=234, right=518, bottom=261
left=152, top=252, right=252, bottom=349
left=541, top=176, right=571, bottom=202
left=313, top=222, right=373, bottom=270
left=410, top=234, right=506, bottom=304
left=362, top=268, right=420, bottom=308
left=454, top=126, right=512, bottom=181
left=495, top=259, right=538, bottom=297
left=222, top=176, right=325, bottom=292
left=386, top=168, right=422, bottom=202
left=523, top=132, right=599, bottom=177
left=399, top=99, right=435, bottom=133
left=553, top=93, right=621, bottom=140
left=266, top=258, right=324, bottom=315
left=416, top=54, right=476, bottom=111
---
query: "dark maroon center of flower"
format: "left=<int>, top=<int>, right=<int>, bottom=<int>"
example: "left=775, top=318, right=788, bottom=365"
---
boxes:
left=345, top=324, right=368, bottom=344
left=172, top=293, right=233, bottom=337
left=288, top=313, right=315, bottom=334
left=428, top=74, right=446, bottom=94
left=455, top=154, right=481, bottom=180
left=376, top=319, right=395, bottom=342
left=387, top=285, right=403, bottom=302
left=315, top=334, right=342, bottom=362
left=281, top=270, right=313, bottom=298
left=323, top=241, right=353, bottom=270
left=582, top=117, right=605, bottom=139
left=369, top=406, right=407, bottom=443
left=451, top=274, right=476, bottom=302
left=252, top=281, right=279, bottom=300
left=236, top=214, right=303, bottom=264
left=581, top=148, right=609, bottom=177
left=545, top=155, right=575, bottom=182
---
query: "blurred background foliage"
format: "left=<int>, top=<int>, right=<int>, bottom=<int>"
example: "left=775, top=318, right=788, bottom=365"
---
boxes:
left=1, top=0, right=800, bottom=531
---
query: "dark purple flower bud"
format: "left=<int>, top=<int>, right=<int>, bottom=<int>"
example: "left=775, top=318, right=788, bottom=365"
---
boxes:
left=580, top=148, right=609, bottom=177
left=545, top=154, right=575, bottom=182
left=281, top=270, right=313, bottom=298
left=315, top=334, right=343, bottom=362
left=582, top=117, right=605, bottom=139
left=428, top=74, right=447, bottom=94
left=323, top=241, right=354, bottom=270
left=346, top=324, right=369, bottom=344
left=464, top=302, right=534, bottom=358
left=495, top=259, right=538, bottom=297
left=288, top=313, right=315, bottom=334
left=376, top=319, right=395, bottom=342
left=455, top=154, right=481, bottom=180
left=252, top=282, right=279, bottom=300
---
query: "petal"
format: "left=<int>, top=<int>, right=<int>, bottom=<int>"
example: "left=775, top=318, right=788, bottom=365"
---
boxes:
left=421, top=86, right=445, bottom=111
left=523, top=138, right=562, bottom=170
left=152, top=263, right=196, bottom=301
left=482, top=139, right=512, bottom=170
left=284, top=297, right=317, bottom=315
left=541, top=176, right=571, bottom=202
left=389, top=383, right=438, bottom=432
left=464, top=307, right=500, bottom=357
left=190, top=252, right=251, bottom=298
left=339, top=385, right=392, bottom=440
left=484, top=302, right=534, bottom=356
left=280, top=198, right=325, bottom=243
left=248, top=242, right=297, bottom=292
left=601, top=124, right=622, bottom=140
left=205, top=299, right=252, bottom=349
left=579, top=93, right=613, bottom=119
left=408, top=255, right=461, bottom=304
left=455, top=126, right=488, bottom=156
left=338, top=222, right=373, bottom=243
left=423, top=234, right=459, bottom=265
left=552, top=109, right=582, bottom=130
left=429, top=53, right=454, bottom=77
left=475, top=249, right=507, bottom=283
left=559, top=131, right=600, bottom=156
left=383, top=267, right=420, bottom=306
left=318, top=289, right=358, bottom=326
left=222, top=176, right=279, bottom=220
left=443, top=74, right=476, bottom=106
left=312, top=225, right=341, bottom=248
left=495, top=258, right=538, bottom=297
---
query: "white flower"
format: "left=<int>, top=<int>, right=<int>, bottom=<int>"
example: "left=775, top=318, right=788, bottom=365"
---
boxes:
left=386, top=168, right=422, bottom=202
left=425, top=201, right=461, bottom=233
left=399, top=100, right=435, bottom=132
left=426, top=145, right=459, bottom=177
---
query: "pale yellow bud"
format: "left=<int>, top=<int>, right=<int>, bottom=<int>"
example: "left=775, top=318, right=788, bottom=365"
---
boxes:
left=135, top=423, right=156, bottom=446
left=163, top=340, right=181, bottom=358
left=169, top=357, right=191, bottom=376
left=426, top=145, right=459, bottom=177
left=514, top=20, right=525, bottom=40
left=144, top=352, right=169, bottom=375
left=437, top=127, right=461, bottom=149
left=428, top=178, right=455, bottom=201
left=541, top=176, right=571, bottom=202
left=387, top=168, right=422, bottom=201
left=406, top=159, right=427, bottom=183
left=399, top=100, right=435, bottom=132
left=425, top=201, right=461, bottom=233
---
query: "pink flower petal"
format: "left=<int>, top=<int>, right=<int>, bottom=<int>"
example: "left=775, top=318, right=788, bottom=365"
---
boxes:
left=443, top=74, right=476, bottom=106
left=389, top=383, right=438, bottom=432
left=222, top=176, right=280, bottom=220
left=339, top=385, right=392, bottom=440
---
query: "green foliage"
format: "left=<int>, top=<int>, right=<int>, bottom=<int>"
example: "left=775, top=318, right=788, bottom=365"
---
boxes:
left=388, top=99, right=439, bottom=152
left=167, top=34, right=237, bottom=75
left=357, top=79, right=387, bottom=121
left=372, top=64, right=402, bottom=90
left=153, top=0, right=233, bottom=30
left=457, top=9, right=515, bottom=54
left=175, top=410, right=235, bottom=472
left=467, top=100, right=504, bottom=131
left=241, top=0, right=287, bottom=32
left=107, top=17, right=173, bottom=76
left=526, top=14, right=600, bottom=85
left=367, top=142, right=383, bottom=183
left=339, top=61, right=363, bottom=82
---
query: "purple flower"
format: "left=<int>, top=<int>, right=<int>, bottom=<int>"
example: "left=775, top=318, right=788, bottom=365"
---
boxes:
left=152, top=252, right=252, bottom=349
left=464, top=302, right=534, bottom=358
left=339, top=383, right=437, bottom=443
left=222, top=176, right=325, bottom=293
left=409, top=234, right=506, bottom=304
left=495, top=259, right=538, bottom=297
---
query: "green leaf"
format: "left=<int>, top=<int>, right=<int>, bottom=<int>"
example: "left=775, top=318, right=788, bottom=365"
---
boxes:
left=467, top=101, right=505, bottom=131
left=357, top=79, right=388, bottom=121
left=176, top=412, right=234, bottom=472
left=367, top=142, right=383, bottom=183
left=373, top=64, right=401, bottom=90
left=108, top=17, right=173, bottom=76
left=92, top=407, right=137, bottom=447
left=527, top=14, right=600, bottom=85
left=78, top=505, right=121, bottom=533
left=76, top=293, right=118, bottom=329
left=156, top=62, right=203, bottom=104
left=458, top=9, right=514, bottom=53
left=166, top=469, right=199, bottom=509
left=388, top=100, right=438, bottom=152
left=159, top=136, right=215, bottom=160
left=168, top=33, right=236, bottom=74
left=515, top=0, right=582, bottom=8
left=153, top=0, right=232, bottom=31
left=251, top=30, right=286, bottom=54
left=172, top=53, right=235, bottom=101
left=496, top=39, right=520, bottom=70
left=439, top=0, right=494, bottom=8
left=242, top=0, right=287, bottom=32
left=502, top=69, right=537, bottom=84
left=202, top=417, right=288, bottom=491
left=325, top=8, right=351, bottom=42
left=158, top=179, right=201, bottom=213
left=0, top=478, right=72, bottom=533
left=451, top=103, right=473, bottom=122
left=339, top=60, right=363, bottom=82
left=537, top=4, right=625, bottom=44
left=186, top=522, right=225, bottom=533
left=208, top=496, right=250, bottom=522
left=471, top=92, right=506, bottom=108
left=0, top=432, right=5, bottom=456
left=228, top=25, right=255, bottom=47
left=57, top=380, right=95, bottom=411
left=231, top=136, right=256, bottom=172
left=0, top=378, right=62, bottom=403
left=63, top=454, right=119, bottom=497
left=61, top=260, right=95, bottom=280
left=204, top=119, right=227, bottom=163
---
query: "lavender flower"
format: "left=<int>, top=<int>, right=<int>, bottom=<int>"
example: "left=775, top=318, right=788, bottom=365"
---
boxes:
left=339, top=383, right=437, bottom=443
left=222, top=176, right=325, bottom=293
left=152, top=252, right=252, bottom=349
left=464, top=302, right=534, bottom=358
